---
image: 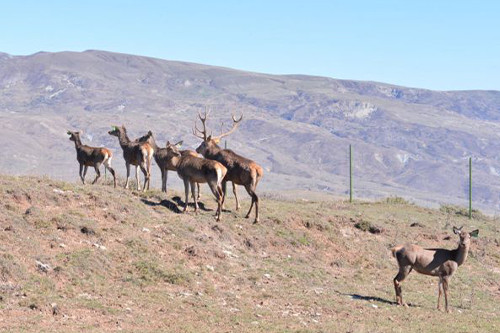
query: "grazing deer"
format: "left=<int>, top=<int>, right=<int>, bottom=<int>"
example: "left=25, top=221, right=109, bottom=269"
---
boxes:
left=108, top=125, right=154, bottom=191
left=165, top=141, right=227, bottom=221
left=67, top=130, right=117, bottom=188
left=193, top=111, right=263, bottom=223
left=391, top=226, right=479, bottom=313
left=137, top=131, right=200, bottom=195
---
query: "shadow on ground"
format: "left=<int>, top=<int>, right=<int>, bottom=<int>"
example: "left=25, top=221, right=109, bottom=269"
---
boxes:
left=141, top=196, right=213, bottom=214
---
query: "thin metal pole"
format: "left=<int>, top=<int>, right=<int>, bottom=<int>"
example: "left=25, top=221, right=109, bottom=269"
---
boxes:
left=469, top=157, right=472, bottom=219
left=350, top=144, right=353, bottom=203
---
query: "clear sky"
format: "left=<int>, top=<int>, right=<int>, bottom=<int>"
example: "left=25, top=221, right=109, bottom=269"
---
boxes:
left=1, top=0, right=499, bottom=91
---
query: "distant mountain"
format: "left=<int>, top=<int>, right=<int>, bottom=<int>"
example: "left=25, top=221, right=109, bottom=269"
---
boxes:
left=1, top=50, right=500, bottom=212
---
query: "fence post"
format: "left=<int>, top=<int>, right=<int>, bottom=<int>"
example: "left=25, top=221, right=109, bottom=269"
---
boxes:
left=350, top=144, right=353, bottom=203
left=469, top=157, right=472, bottom=219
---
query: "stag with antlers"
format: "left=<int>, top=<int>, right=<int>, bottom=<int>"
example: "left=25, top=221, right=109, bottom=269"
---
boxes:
left=67, top=130, right=117, bottom=187
left=193, top=110, right=263, bottom=223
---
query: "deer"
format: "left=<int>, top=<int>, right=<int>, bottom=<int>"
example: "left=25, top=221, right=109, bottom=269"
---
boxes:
left=108, top=125, right=154, bottom=191
left=193, top=111, right=263, bottom=223
left=165, top=141, right=227, bottom=221
left=136, top=131, right=201, bottom=196
left=391, top=226, right=479, bottom=313
left=67, top=130, right=117, bottom=188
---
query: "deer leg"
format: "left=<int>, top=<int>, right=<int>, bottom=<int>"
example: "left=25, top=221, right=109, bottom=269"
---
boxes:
left=82, top=166, right=89, bottom=185
left=221, top=180, right=227, bottom=210
left=197, top=183, right=201, bottom=200
left=164, top=170, right=168, bottom=193
left=103, top=158, right=117, bottom=188
left=92, top=164, right=101, bottom=184
left=140, top=164, right=148, bottom=192
left=232, top=182, right=240, bottom=211
left=437, top=278, right=443, bottom=311
left=79, top=164, right=84, bottom=184
left=208, top=181, right=222, bottom=221
left=160, top=169, right=165, bottom=192
left=442, top=276, right=451, bottom=313
left=135, top=165, right=141, bottom=191
left=244, top=184, right=259, bottom=223
left=190, top=181, right=198, bottom=213
left=182, top=178, right=190, bottom=213
left=393, top=266, right=412, bottom=307
left=146, top=156, right=152, bottom=191
left=125, top=163, right=131, bottom=189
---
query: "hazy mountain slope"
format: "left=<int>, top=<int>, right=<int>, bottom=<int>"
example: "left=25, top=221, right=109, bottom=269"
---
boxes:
left=1, top=50, right=500, bottom=211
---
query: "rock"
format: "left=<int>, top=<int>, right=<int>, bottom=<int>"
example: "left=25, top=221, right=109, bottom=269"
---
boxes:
left=80, top=226, right=95, bottom=235
left=36, top=260, right=51, bottom=273
left=51, top=303, right=59, bottom=315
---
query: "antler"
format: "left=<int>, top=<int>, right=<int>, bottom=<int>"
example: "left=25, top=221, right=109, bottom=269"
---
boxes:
left=213, top=113, right=243, bottom=140
left=192, top=108, right=210, bottom=140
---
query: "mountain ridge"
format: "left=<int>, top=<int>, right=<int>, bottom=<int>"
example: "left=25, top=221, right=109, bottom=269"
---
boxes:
left=1, top=50, right=500, bottom=212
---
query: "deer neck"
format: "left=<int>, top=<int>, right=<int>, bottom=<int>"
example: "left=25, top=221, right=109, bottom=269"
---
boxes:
left=73, top=137, right=83, bottom=150
left=117, top=131, right=131, bottom=148
left=206, top=144, right=222, bottom=159
left=454, top=243, right=470, bottom=266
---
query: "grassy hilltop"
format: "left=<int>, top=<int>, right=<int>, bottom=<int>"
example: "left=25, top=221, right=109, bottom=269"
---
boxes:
left=0, top=175, right=499, bottom=332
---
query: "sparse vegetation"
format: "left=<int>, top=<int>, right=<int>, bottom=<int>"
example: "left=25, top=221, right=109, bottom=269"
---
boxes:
left=0, top=174, right=499, bottom=332
left=440, top=204, right=484, bottom=219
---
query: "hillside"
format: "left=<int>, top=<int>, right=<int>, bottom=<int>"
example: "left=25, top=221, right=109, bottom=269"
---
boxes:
left=2, top=50, right=500, bottom=211
left=0, top=175, right=499, bottom=332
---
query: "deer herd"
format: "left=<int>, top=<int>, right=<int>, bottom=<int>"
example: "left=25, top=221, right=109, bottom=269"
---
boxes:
left=68, top=111, right=480, bottom=313
left=68, top=111, right=262, bottom=223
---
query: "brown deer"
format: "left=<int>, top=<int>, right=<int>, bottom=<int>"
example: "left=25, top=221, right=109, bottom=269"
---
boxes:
left=137, top=131, right=200, bottom=195
left=193, top=111, right=263, bottom=223
left=165, top=141, right=227, bottom=221
left=108, top=125, right=154, bottom=191
left=391, top=226, right=479, bottom=313
left=67, top=130, right=117, bottom=187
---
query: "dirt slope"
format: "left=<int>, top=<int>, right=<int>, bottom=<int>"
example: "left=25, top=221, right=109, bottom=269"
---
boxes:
left=0, top=175, right=499, bottom=332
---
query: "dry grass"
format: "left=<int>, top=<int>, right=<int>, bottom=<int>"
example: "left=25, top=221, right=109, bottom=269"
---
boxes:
left=0, top=175, right=499, bottom=332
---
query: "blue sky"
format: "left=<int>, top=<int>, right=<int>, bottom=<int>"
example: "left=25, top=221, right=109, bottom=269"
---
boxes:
left=1, top=1, right=498, bottom=91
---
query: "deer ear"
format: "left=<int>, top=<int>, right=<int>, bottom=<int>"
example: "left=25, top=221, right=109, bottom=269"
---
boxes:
left=453, top=226, right=461, bottom=234
left=469, top=229, right=479, bottom=238
left=67, top=131, right=72, bottom=135
left=175, top=140, right=183, bottom=148
left=166, top=141, right=171, bottom=146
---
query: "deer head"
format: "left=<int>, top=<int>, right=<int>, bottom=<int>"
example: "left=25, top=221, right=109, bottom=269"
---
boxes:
left=67, top=130, right=83, bottom=143
left=193, top=109, right=243, bottom=155
left=107, top=125, right=123, bottom=137
left=165, top=141, right=182, bottom=158
left=453, top=226, right=479, bottom=247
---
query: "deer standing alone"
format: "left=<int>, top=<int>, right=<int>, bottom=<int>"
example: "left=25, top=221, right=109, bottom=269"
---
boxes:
left=193, top=111, right=263, bottom=223
left=165, top=141, right=227, bottom=221
left=392, top=226, right=479, bottom=313
left=137, top=131, right=200, bottom=195
left=67, top=130, right=117, bottom=188
left=108, top=125, right=154, bottom=191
